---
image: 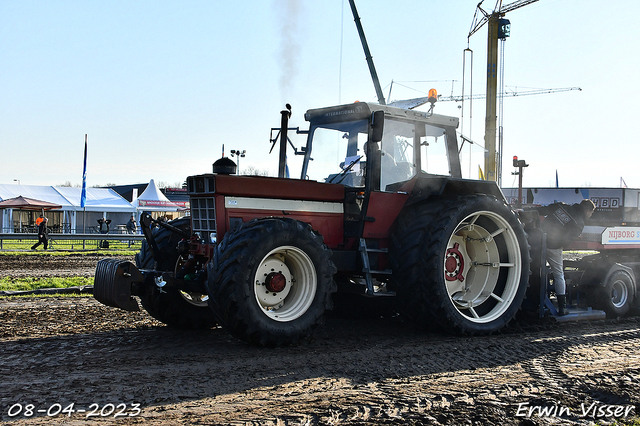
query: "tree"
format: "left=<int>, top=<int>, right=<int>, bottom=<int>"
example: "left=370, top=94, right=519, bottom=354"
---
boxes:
left=242, top=166, right=271, bottom=177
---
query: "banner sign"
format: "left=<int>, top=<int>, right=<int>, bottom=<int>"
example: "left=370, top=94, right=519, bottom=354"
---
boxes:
left=602, top=227, right=640, bottom=244
left=137, top=200, right=187, bottom=208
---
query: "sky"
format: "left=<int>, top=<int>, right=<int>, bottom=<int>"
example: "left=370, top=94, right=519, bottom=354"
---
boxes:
left=1, top=0, right=639, bottom=189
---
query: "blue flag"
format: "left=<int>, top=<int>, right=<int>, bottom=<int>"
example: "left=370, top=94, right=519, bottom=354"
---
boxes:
left=81, top=135, right=87, bottom=208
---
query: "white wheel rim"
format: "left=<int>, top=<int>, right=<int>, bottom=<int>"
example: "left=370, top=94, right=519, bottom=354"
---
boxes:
left=253, top=246, right=317, bottom=322
left=444, top=210, right=522, bottom=323
left=611, top=279, right=629, bottom=308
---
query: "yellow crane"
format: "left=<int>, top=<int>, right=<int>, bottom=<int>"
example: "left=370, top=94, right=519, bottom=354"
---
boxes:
left=468, top=0, right=539, bottom=183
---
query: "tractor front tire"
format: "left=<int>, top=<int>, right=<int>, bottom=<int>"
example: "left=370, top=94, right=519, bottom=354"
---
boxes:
left=136, top=217, right=216, bottom=329
left=390, top=195, right=530, bottom=334
left=206, top=218, right=337, bottom=346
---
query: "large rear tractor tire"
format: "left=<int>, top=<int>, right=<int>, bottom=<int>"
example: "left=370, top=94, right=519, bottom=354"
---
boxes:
left=135, top=217, right=216, bottom=329
left=389, top=195, right=530, bottom=334
left=206, top=218, right=337, bottom=346
left=588, top=270, right=633, bottom=317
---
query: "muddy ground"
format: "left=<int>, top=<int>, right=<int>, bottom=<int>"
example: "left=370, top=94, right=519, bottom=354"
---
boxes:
left=0, top=254, right=639, bottom=425
left=0, top=253, right=121, bottom=279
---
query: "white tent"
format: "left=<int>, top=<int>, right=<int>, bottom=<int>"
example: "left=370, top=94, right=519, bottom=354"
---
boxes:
left=134, top=179, right=183, bottom=212
left=0, top=184, right=135, bottom=233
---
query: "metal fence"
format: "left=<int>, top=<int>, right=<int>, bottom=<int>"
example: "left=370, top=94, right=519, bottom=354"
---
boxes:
left=0, top=233, right=145, bottom=251
left=2, top=226, right=133, bottom=234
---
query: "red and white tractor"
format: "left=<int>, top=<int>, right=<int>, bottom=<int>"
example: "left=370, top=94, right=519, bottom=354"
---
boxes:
left=95, top=101, right=532, bottom=346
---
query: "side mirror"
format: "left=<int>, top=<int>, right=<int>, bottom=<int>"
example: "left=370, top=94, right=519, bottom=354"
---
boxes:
left=370, top=110, right=384, bottom=143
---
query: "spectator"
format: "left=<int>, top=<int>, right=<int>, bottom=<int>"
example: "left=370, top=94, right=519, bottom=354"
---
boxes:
left=126, top=215, right=137, bottom=234
left=31, top=216, right=49, bottom=250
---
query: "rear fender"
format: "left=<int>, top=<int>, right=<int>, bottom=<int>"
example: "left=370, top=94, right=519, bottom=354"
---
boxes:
left=580, top=259, right=637, bottom=304
left=581, top=258, right=635, bottom=288
left=405, top=174, right=506, bottom=207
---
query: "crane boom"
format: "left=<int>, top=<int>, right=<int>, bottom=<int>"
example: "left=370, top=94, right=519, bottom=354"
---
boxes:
left=444, top=86, right=582, bottom=102
left=469, top=0, right=539, bottom=37
left=501, top=0, right=539, bottom=14
left=388, top=87, right=582, bottom=109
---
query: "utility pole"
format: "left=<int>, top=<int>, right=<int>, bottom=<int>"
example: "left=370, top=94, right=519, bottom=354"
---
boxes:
left=511, top=156, right=528, bottom=208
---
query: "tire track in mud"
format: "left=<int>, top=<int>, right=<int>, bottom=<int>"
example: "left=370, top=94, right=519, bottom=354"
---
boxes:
left=1, top=298, right=639, bottom=425
left=521, top=326, right=640, bottom=423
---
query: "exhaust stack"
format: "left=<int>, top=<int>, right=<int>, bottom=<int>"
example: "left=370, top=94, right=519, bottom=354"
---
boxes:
left=278, top=104, right=292, bottom=178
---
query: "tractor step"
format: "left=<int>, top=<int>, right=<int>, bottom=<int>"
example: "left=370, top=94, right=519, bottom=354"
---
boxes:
left=359, top=239, right=394, bottom=297
left=553, top=307, right=606, bottom=322
left=363, top=268, right=392, bottom=275
left=365, top=247, right=388, bottom=253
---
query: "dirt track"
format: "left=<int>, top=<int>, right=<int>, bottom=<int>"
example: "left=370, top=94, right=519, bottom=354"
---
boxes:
left=0, top=255, right=639, bottom=425
left=0, top=253, right=123, bottom=279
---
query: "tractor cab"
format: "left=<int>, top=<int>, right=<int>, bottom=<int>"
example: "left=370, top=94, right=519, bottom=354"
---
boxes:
left=299, top=102, right=462, bottom=192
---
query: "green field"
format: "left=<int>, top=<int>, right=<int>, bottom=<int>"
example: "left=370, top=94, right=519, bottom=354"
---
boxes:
left=0, top=244, right=139, bottom=293
left=0, top=237, right=142, bottom=251
left=0, top=276, right=93, bottom=293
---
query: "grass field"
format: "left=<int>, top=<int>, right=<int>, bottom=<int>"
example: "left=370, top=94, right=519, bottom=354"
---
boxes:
left=0, top=244, right=139, bottom=293
left=0, top=237, right=142, bottom=251
left=0, top=276, right=93, bottom=292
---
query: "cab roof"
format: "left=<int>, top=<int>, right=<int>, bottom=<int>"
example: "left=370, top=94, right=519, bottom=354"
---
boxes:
left=304, top=102, right=459, bottom=129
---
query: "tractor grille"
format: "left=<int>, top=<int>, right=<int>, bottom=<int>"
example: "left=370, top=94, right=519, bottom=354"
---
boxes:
left=191, top=197, right=216, bottom=237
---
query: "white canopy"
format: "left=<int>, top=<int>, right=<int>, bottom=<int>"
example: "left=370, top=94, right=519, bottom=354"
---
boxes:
left=0, top=184, right=134, bottom=212
left=0, top=184, right=136, bottom=233
left=134, top=179, right=182, bottom=212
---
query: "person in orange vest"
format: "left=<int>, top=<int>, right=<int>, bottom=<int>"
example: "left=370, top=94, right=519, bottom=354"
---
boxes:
left=31, top=216, right=49, bottom=250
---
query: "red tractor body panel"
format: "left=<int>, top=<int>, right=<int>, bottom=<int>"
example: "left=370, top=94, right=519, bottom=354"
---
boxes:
left=362, top=191, right=410, bottom=239
left=214, top=174, right=344, bottom=201
left=189, top=174, right=346, bottom=248
left=222, top=204, right=345, bottom=248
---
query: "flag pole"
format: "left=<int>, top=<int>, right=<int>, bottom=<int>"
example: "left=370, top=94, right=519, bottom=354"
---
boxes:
left=81, top=134, right=87, bottom=233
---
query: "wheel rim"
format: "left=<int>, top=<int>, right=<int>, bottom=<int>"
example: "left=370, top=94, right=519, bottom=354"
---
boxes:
left=610, top=279, right=629, bottom=309
left=444, top=210, right=522, bottom=323
left=253, top=246, right=317, bottom=322
left=175, top=257, right=209, bottom=308
left=179, top=291, right=209, bottom=307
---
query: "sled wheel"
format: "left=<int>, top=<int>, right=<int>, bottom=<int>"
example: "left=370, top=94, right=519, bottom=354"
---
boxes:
left=390, top=195, right=530, bottom=334
left=207, top=218, right=336, bottom=346
left=590, top=270, right=633, bottom=317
